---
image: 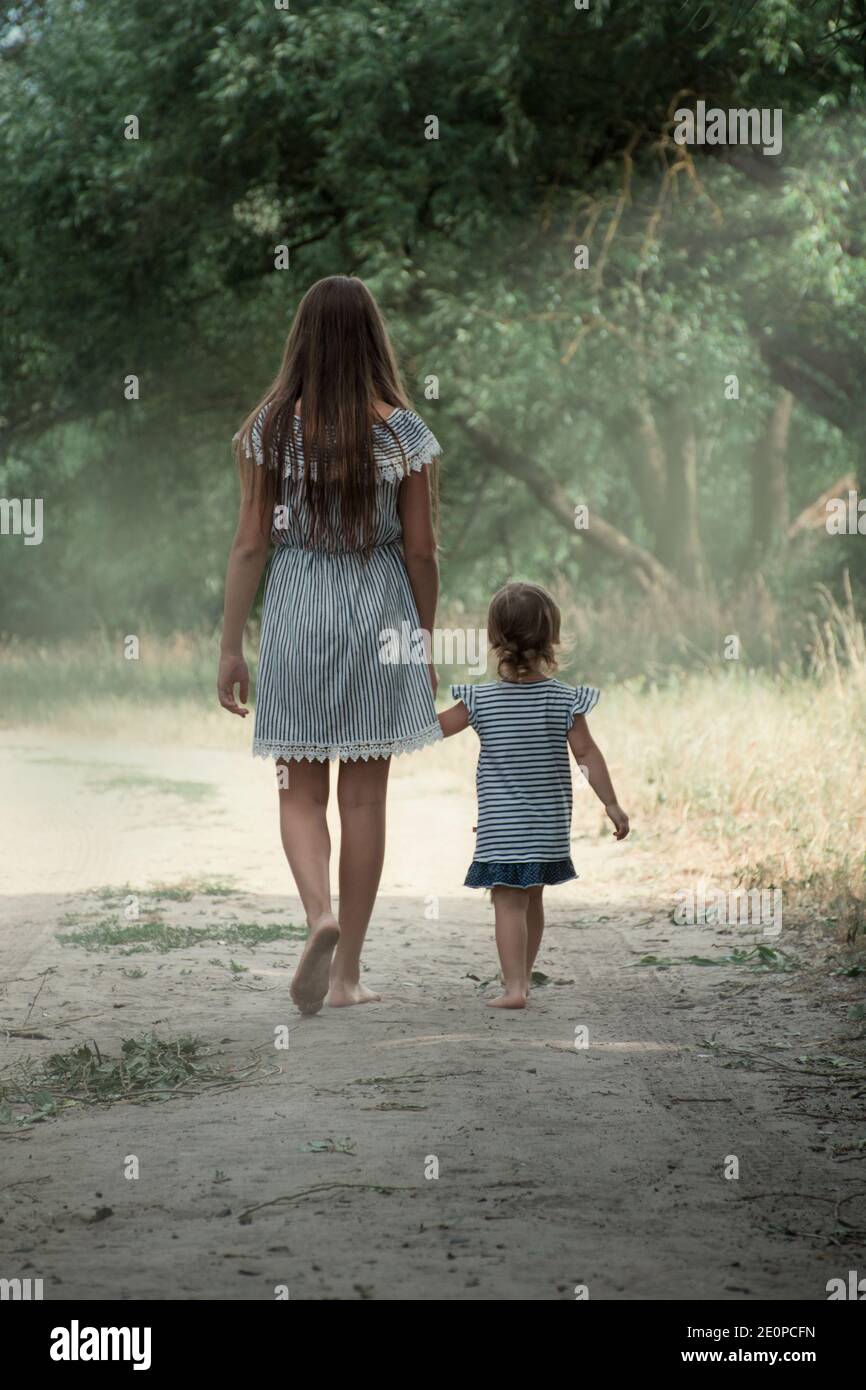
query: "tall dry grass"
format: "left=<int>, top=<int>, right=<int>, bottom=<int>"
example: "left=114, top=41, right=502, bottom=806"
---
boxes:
left=604, top=583, right=866, bottom=940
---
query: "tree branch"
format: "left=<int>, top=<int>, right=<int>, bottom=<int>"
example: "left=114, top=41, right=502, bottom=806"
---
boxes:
left=454, top=419, right=678, bottom=592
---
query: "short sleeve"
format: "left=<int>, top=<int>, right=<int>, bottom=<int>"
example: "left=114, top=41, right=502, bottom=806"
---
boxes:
left=451, top=683, right=477, bottom=727
left=236, top=405, right=268, bottom=468
left=377, top=410, right=442, bottom=481
left=570, top=685, right=600, bottom=722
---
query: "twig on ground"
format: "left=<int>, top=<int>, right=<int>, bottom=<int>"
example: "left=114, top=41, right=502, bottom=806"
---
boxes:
left=669, top=1096, right=733, bottom=1103
left=21, top=971, right=53, bottom=1028
left=835, top=1191, right=866, bottom=1230
left=238, top=1182, right=419, bottom=1223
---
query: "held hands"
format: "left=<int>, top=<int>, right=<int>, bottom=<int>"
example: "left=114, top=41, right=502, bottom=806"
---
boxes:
left=218, top=651, right=250, bottom=717
left=605, top=803, right=630, bottom=840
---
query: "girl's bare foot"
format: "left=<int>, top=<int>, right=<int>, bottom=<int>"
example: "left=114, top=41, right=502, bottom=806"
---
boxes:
left=290, top=913, right=340, bottom=1016
left=487, top=990, right=528, bottom=1009
left=326, top=979, right=381, bottom=1007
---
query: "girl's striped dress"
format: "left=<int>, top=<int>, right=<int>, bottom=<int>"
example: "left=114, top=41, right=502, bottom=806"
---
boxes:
left=249, top=407, right=443, bottom=762
left=450, top=678, right=600, bottom=888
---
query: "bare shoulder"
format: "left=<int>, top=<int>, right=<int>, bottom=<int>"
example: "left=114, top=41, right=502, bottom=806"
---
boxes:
left=371, top=398, right=404, bottom=421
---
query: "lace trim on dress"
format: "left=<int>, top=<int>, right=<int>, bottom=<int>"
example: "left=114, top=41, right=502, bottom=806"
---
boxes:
left=252, top=722, right=443, bottom=763
left=374, top=431, right=441, bottom=483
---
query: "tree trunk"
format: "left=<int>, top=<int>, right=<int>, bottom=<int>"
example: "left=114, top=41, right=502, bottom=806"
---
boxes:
left=660, top=422, right=707, bottom=588
left=627, top=396, right=667, bottom=545
left=749, top=391, right=793, bottom=560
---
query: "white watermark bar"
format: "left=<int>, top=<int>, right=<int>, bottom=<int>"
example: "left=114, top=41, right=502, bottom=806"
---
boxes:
left=378, top=620, right=487, bottom=674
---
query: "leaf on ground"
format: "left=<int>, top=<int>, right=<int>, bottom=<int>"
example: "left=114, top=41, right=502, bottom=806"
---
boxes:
left=300, top=1137, right=356, bottom=1155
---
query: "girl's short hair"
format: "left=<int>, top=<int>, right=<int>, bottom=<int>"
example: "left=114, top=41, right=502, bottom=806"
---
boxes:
left=487, top=582, right=561, bottom=680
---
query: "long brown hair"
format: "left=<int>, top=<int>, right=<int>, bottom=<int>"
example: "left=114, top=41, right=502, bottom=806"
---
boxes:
left=235, top=276, right=413, bottom=552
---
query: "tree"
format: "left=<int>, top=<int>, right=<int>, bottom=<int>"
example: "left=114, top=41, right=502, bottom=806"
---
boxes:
left=1, top=0, right=864, bottom=638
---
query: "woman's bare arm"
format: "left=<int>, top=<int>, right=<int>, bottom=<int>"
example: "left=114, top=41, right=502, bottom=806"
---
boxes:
left=398, top=464, right=439, bottom=694
left=218, top=460, right=272, bottom=717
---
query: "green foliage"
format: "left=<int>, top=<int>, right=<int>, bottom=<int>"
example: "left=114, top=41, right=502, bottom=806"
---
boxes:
left=0, top=1033, right=228, bottom=1124
left=630, top=946, right=799, bottom=971
left=2, top=0, right=865, bottom=640
left=58, top=915, right=307, bottom=952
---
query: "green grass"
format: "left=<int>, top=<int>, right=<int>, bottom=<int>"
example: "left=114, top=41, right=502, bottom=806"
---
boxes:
left=92, top=880, right=238, bottom=902
left=0, top=1034, right=240, bottom=1126
left=629, top=946, right=799, bottom=972
left=0, top=633, right=226, bottom=719
left=88, top=773, right=215, bottom=801
left=58, top=918, right=306, bottom=954
left=19, top=755, right=216, bottom=799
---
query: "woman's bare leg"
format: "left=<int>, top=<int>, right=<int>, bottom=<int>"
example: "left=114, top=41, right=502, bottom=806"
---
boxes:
left=526, top=886, right=545, bottom=978
left=279, top=759, right=339, bottom=1016
left=328, top=755, right=391, bottom=1007
left=489, top=886, right=529, bottom=1008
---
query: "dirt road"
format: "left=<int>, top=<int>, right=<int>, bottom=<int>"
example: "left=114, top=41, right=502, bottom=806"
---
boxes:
left=1, top=725, right=863, bottom=1299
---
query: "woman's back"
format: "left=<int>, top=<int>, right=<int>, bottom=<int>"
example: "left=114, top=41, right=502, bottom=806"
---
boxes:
left=246, top=406, right=440, bottom=553
left=251, top=398, right=442, bottom=763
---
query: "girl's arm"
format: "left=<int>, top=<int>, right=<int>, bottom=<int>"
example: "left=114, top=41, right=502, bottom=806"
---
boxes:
left=398, top=466, right=439, bottom=695
left=438, top=702, right=470, bottom=737
left=567, top=715, right=629, bottom=840
left=218, top=460, right=273, bottom=717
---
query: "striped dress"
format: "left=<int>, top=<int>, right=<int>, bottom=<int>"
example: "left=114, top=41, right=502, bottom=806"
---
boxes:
left=250, top=407, right=443, bottom=762
left=451, top=678, right=600, bottom=889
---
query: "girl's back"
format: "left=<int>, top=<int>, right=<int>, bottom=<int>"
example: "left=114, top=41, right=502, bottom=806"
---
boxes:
left=452, top=678, right=599, bottom=863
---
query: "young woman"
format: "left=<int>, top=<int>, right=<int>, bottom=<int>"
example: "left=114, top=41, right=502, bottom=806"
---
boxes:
left=218, top=276, right=442, bottom=1016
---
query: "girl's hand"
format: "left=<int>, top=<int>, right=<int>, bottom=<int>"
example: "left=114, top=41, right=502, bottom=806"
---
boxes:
left=427, top=661, right=439, bottom=697
left=606, top=803, right=630, bottom=840
left=218, top=651, right=250, bottom=717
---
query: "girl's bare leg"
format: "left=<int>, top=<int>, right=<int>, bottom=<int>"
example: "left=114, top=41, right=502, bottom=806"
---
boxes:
left=526, top=886, right=545, bottom=980
left=279, top=759, right=340, bottom=1016
left=489, top=886, right=529, bottom=1008
left=328, top=755, right=391, bottom=1007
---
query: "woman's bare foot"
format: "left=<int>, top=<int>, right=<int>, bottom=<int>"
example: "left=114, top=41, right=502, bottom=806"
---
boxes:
left=487, top=990, right=528, bottom=1009
left=498, top=969, right=532, bottom=998
left=290, top=913, right=340, bottom=1016
left=326, top=979, right=381, bottom=1008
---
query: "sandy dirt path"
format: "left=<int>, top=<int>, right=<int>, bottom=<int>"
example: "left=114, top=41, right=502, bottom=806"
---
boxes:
left=1, top=725, right=864, bottom=1300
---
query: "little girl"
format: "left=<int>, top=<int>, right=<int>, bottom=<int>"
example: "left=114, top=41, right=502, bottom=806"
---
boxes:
left=438, top=581, right=629, bottom=1009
